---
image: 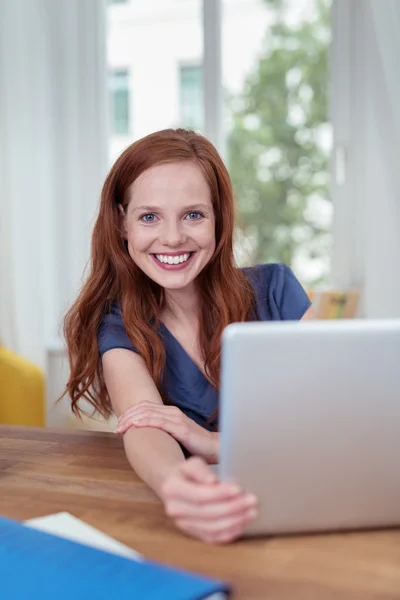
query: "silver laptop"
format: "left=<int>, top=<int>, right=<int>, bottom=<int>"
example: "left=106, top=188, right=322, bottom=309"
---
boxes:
left=218, top=319, right=400, bottom=536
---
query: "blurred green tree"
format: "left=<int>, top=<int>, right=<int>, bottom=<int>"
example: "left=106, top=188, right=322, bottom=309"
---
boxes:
left=228, top=0, right=332, bottom=283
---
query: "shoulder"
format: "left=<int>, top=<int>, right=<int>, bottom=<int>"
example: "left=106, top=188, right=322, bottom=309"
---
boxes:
left=97, top=302, right=137, bottom=357
left=243, top=262, right=283, bottom=287
left=243, top=263, right=311, bottom=321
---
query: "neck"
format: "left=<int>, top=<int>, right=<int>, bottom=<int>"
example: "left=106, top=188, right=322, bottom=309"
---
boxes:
left=164, top=283, right=200, bottom=322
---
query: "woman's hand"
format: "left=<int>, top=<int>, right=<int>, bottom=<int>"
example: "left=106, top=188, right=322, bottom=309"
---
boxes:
left=160, top=457, right=258, bottom=544
left=116, top=402, right=219, bottom=464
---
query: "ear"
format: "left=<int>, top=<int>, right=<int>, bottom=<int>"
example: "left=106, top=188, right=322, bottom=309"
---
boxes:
left=118, top=203, right=127, bottom=238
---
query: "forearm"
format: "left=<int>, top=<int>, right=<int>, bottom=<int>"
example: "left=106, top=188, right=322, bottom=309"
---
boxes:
left=122, top=426, right=185, bottom=497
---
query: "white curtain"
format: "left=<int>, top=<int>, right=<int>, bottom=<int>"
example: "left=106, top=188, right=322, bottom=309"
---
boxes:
left=364, top=0, right=400, bottom=317
left=331, top=0, right=400, bottom=318
left=0, top=0, right=108, bottom=368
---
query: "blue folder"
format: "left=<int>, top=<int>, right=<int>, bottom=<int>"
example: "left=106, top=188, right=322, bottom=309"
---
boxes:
left=0, top=516, right=230, bottom=599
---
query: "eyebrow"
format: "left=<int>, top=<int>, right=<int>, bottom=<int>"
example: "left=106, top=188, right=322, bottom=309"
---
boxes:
left=131, top=203, right=211, bottom=214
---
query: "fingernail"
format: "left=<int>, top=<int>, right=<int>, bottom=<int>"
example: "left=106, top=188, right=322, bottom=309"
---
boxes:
left=245, top=494, right=258, bottom=507
left=245, top=508, right=258, bottom=520
left=227, top=484, right=241, bottom=496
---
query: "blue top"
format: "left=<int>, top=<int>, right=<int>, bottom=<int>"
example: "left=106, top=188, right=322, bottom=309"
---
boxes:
left=98, top=264, right=311, bottom=430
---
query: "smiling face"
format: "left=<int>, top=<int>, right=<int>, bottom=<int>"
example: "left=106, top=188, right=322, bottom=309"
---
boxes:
left=121, top=161, right=216, bottom=291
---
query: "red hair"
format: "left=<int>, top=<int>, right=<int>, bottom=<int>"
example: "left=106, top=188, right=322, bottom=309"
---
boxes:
left=63, top=129, right=256, bottom=418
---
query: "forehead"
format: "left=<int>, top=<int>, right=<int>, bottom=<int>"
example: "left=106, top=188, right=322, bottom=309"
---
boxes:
left=127, top=161, right=212, bottom=209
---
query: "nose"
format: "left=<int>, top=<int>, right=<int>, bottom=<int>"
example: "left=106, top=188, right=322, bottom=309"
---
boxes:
left=160, top=219, right=187, bottom=248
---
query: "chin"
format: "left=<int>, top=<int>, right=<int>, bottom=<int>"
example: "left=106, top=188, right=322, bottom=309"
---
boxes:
left=151, top=272, right=196, bottom=291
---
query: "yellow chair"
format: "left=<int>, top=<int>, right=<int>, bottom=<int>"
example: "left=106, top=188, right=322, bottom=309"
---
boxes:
left=0, top=346, right=45, bottom=426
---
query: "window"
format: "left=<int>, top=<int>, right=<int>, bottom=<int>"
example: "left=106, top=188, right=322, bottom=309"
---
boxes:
left=223, top=0, right=333, bottom=284
left=110, top=69, right=130, bottom=135
left=106, top=1, right=202, bottom=162
left=179, top=65, right=203, bottom=131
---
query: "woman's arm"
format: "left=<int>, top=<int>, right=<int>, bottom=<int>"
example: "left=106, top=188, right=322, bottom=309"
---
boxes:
left=116, top=402, right=219, bottom=464
left=102, top=349, right=258, bottom=543
left=102, top=349, right=185, bottom=495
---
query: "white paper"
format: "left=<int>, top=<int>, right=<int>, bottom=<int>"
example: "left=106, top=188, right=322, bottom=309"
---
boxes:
left=25, top=512, right=141, bottom=561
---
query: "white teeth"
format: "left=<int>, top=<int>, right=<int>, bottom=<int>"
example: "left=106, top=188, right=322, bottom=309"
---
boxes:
left=155, top=253, right=191, bottom=265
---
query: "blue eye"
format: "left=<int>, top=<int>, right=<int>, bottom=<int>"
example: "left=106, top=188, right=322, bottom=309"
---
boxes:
left=186, top=211, right=203, bottom=221
left=140, top=213, right=157, bottom=223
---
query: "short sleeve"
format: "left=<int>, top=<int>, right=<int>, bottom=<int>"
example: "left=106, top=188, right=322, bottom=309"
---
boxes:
left=97, top=304, right=137, bottom=358
left=248, top=263, right=311, bottom=321
left=273, top=264, right=311, bottom=320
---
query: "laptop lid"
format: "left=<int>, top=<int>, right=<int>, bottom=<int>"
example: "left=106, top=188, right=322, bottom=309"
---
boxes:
left=219, top=319, right=400, bottom=535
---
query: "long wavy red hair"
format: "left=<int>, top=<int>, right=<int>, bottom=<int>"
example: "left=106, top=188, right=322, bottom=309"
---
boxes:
left=63, top=128, right=256, bottom=418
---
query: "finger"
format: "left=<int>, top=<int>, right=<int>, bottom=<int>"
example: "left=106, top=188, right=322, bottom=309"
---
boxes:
left=162, top=477, right=242, bottom=505
left=165, top=492, right=258, bottom=521
left=176, top=508, right=256, bottom=543
left=117, top=402, right=155, bottom=420
left=180, top=457, right=218, bottom=485
left=115, top=407, right=148, bottom=432
left=119, top=411, right=181, bottom=428
left=118, top=401, right=177, bottom=420
left=194, top=507, right=258, bottom=534
left=118, top=404, right=177, bottom=422
left=116, top=409, right=169, bottom=432
left=177, top=507, right=257, bottom=535
left=198, top=521, right=246, bottom=545
left=127, top=403, right=180, bottom=416
left=117, top=414, right=185, bottom=439
left=211, top=522, right=248, bottom=544
left=116, top=406, right=180, bottom=432
left=117, top=402, right=165, bottom=423
left=116, top=404, right=156, bottom=425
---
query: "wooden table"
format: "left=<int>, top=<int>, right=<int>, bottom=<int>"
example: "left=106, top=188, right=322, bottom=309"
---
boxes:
left=1, top=425, right=399, bottom=599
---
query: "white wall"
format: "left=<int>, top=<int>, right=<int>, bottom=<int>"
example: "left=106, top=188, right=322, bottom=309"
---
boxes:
left=107, top=0, right=269, bottom=160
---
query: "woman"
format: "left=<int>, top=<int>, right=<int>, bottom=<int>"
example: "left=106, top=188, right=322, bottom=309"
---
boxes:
left=63, top=128, right=312, bottom=544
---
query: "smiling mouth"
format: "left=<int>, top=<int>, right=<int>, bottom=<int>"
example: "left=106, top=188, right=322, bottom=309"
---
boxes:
left=153, top=252, right=193, bottom=265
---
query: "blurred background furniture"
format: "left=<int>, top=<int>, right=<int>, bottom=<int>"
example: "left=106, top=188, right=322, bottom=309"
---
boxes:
left=0, top=346, right=45, bottom=426
left=308, top=289, right=361, bottom=319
